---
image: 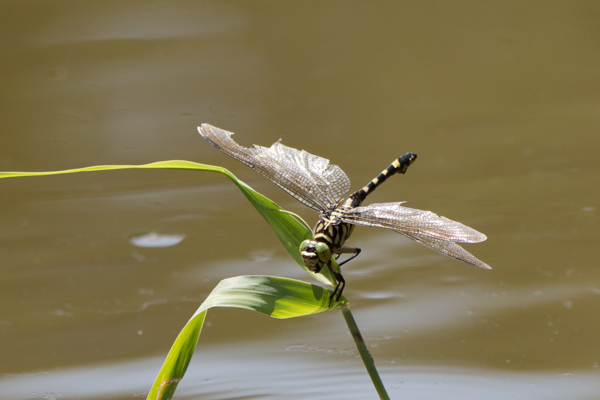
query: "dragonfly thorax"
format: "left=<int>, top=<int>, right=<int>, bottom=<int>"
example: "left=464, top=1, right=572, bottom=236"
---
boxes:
left=299, top=218, right=356, bottom=273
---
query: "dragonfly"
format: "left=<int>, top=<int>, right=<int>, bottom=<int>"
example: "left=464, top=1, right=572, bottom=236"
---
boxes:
left=198, top=124, right=490, bottom=303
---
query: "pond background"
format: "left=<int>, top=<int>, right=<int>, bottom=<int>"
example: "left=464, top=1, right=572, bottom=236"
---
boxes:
left=1, top=1, right=599, bottom=399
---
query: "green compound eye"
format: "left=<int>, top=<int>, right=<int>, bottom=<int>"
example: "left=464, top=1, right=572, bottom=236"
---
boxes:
left=314, top=242, right=331, bottom=263
left=299, top=240, right=311, bottom=252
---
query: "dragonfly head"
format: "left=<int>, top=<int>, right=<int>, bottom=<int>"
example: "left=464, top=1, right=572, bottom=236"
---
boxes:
left=299, top=239, right=331, bottom=273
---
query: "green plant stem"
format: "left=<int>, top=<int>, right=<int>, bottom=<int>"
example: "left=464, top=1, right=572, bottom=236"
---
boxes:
left=341, top=305, right=390, bottom=400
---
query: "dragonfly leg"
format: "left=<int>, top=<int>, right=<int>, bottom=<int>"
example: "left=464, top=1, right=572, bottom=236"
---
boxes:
left=327, top=264, right=346, bottom=306
left=335, top=247, right=361, bottom=267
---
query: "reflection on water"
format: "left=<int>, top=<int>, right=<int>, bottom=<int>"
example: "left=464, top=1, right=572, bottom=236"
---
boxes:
left=1, top=0, right=600, bottom=399
left=129, top=231, right=186, bottom=248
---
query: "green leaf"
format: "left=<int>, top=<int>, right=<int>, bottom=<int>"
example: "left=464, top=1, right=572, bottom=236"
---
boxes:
left=146, top=275, right=347, bottom=400
left=0, top=161, right=337, bottom=285
left=0, top=160, right=210, bottom=178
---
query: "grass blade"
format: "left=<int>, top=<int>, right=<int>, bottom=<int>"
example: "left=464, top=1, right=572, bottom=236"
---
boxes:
left=146, top=275, right=347, bottom=399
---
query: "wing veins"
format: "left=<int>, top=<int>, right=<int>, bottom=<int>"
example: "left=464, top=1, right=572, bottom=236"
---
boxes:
left=339, top=202, right=490, bottom=269
left=199, top=124, right=351, bottom=212
left=400, top=231, right=491, bottom=270
left=341, top=202, right=487, bottom=243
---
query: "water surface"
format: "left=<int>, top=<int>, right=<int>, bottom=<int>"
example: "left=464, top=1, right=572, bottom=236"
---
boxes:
left=1, top=1, right=599, bottom=399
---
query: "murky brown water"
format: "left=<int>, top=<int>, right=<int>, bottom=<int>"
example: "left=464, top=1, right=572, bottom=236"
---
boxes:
left=1, top=1, right=599, bottom=399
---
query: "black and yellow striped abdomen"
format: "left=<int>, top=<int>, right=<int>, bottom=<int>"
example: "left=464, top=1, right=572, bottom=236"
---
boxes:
left=350, top=152, right=417, bottom=206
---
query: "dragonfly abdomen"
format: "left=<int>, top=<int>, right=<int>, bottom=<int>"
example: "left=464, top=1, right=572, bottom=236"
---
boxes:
left=351, top=152, right=417, bottom=205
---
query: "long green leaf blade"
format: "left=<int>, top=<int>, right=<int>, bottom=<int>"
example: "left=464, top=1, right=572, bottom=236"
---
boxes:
left=0, top=160, right=213, bottom=178
left=146, top=275, right=347, bottom=400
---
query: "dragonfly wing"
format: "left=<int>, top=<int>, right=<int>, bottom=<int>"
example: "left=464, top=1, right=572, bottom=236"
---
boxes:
left=401, top=232, right=491, bottom=270
left=199, top=124, right=351, bottom=211
left=340, top=202, right=490, bottom=269
left=341, top=202, right=487, bottom=243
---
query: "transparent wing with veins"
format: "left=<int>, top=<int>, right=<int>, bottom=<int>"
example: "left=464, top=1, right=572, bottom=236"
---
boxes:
left=340, top=202, right=490, bottom=269
left=198, top=124, right=350, bottom=212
